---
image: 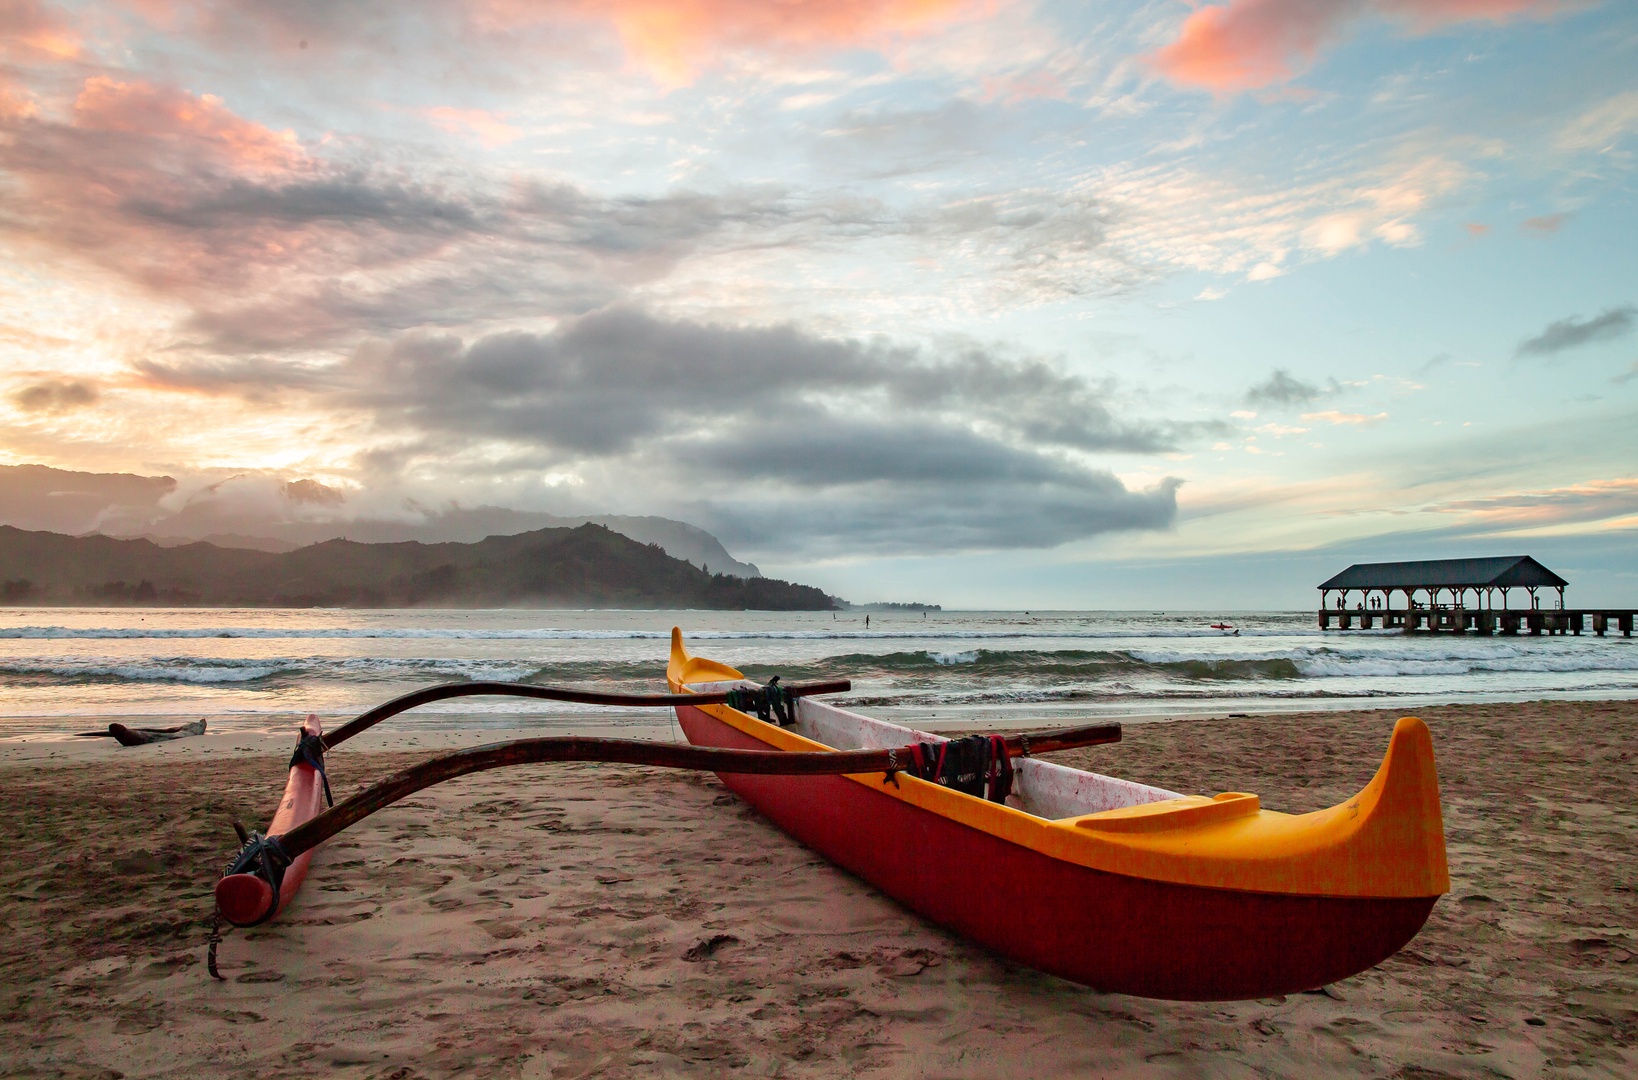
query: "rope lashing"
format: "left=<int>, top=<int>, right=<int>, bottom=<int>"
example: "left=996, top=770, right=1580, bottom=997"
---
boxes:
left=218, top=831, right=292, bottom=928
left=290, top=732, right=333, bottom=807
left=724, top=676, right=796, bottom=727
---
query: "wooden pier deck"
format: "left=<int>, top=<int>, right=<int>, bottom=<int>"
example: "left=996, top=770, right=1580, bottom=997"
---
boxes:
left=1319, top=607, right=1636, bottom=636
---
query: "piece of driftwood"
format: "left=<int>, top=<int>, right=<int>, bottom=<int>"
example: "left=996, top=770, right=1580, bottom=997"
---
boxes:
left=84, top=718, right=209, bottom=746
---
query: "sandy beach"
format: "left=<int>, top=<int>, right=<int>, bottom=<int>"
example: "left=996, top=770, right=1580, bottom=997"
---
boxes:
left=2, top=700, right=1634, bottom=1078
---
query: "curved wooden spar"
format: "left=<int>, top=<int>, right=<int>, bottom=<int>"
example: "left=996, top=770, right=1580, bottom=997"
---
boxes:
left=322, top=678, right=852, bottom=750
left=215, top=722, right=1121, bottom=928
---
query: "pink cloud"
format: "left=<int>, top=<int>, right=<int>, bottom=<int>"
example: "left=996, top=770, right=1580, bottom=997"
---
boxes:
left=421, top=106, right=521, bottom=148
left=1150, top=0, right=1563, bottom=94
left=0, top=0, right=82, bottom=60
left=0, top=77, right=332, bottom=308
left=112, top=2, right=999, bottom=86
left=478, top=0, right=989, bottom=84
left=0, top=76, right=39, bottom=121
left=73, top=77, right=306, bottom=172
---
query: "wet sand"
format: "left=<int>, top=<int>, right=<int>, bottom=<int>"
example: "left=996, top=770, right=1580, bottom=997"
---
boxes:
left=1, top=700, right=1634, bottom=1078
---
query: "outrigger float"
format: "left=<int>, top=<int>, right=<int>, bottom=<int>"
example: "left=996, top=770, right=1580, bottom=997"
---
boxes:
left=214, top=628, right=1448, bottom=1001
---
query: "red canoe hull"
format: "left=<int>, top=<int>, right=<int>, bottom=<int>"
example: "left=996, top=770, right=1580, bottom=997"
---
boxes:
left=677, top=703, right=1435, bottom=1001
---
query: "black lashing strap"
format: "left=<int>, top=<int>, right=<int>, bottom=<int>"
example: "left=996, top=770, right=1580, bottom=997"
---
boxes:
left=290, top=732, right=333, bottom=807
left=218, top=831, right=293, bottom=928
left=903, top=734, right=1013, bottom=804
left=724, top=677, right=796, bottom=727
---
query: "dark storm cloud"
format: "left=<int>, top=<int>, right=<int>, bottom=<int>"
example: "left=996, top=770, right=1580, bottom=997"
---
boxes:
left=672, top=418, right=1181, bottom=552
left=1515, top=306, right=1636, bottom=359
left=1244, top=368, right=1320, bottom=407
left=132, top=308, right=1188, bottom=553
left=330, top=308, right=1182, bottom=456
left=695, top=472, right=1182, bottom=555
left=680, top=419, right=1103, bottom=487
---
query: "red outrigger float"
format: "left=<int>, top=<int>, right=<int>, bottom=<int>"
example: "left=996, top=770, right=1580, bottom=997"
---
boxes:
left=666, top=629, right=1448, bottom=1001
left=215, top=715, right=329, bottom=930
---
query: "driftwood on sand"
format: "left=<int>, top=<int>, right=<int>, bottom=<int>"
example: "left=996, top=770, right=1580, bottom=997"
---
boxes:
left=74, top=718, right=207, bottom=746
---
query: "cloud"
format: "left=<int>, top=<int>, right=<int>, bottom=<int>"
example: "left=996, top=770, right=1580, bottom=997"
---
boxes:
left=0, top=57, right=1485, bottom=363
left=1149, top=0, right=1560, bottom=94
left=1515, top=306, right=1636, bottom=358
left=1302, top=409, right=1388, bottom=425
left=1432, top=477, right=1638, bottom=531
left=1555, top=90, right=1638, bottom=153
left=1245, top=368, right=1321, bottom=406
left=1521, top=213, right=1567, bottom=234
left=0, top=80, right=845, bottom=350
left=1095, top=151, right=1475, bottom=284
left=72, top=76, right=305, bottom=172
left=282, top=478, right=346, bottom=506
left=531, top=0, right=983, bottom=85
left=124, top=307, right=1192, bottom=555
left=421, top=106, right=521, bottom=147
left=0, top=0, right=81, bottom=61
left=9, top=378, right=100, bottom=412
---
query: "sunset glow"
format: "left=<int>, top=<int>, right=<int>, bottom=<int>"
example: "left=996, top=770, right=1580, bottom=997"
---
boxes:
left=0, top=0, right=1633, bottom=606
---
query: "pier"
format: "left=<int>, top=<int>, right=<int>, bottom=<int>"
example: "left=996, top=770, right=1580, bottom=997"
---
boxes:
left=1319, top=606, right=1633, bottom=636
left=1317, top=555, right=1635, bottom=636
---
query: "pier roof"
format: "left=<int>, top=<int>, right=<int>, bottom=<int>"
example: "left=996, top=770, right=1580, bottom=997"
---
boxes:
left=1319, top=556, right=1567, bottom=591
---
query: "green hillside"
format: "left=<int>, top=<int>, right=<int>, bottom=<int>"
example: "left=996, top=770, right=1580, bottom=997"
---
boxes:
left=0, top=524, right=836, bottom=610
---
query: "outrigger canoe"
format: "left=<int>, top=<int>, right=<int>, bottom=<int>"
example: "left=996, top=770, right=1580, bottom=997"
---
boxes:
left=666, top=629, right=1448, bottom=1001
left=212, top=632, right=1447, bottom=1002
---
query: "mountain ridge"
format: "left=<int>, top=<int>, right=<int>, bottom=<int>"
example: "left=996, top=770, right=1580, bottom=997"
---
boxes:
left=0, top=464, right=761, bottom=577
left=0, top=524, right=834, bottom=610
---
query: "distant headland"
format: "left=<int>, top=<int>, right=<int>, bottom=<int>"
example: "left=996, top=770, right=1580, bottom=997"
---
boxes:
left=0, top=523, right=839, bottom=610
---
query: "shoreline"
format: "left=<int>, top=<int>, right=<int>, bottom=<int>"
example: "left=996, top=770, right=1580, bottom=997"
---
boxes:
left=2, top=699, right=1633, bottom=1076
left=7, top=688, right=1638, bottom=754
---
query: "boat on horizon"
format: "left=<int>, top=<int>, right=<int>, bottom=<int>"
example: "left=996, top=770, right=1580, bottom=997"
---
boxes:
left=667, top=628, right=1448, bottom=1001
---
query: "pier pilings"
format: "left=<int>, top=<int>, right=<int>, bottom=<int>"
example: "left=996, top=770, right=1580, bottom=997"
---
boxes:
left=1318, top=607, right=1634, bottom=635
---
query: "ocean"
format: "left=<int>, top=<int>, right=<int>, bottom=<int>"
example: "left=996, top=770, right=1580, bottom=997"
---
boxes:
left=2, top=607, right=1635, bottom=738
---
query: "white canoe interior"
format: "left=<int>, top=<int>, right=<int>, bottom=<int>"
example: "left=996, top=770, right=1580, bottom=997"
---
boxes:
left=686, top=681, right=1183, bottom=821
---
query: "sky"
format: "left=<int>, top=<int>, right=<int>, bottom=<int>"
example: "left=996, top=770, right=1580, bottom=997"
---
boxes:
left=2, top=0, right=1636, bottom=608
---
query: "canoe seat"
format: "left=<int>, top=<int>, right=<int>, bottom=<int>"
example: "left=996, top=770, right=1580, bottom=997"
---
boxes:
left=1072, top=792, right=1261, bottom=833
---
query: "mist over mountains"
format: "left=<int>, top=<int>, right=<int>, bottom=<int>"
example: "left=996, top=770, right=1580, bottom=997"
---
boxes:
left=0, top=465, right=761, bottom=578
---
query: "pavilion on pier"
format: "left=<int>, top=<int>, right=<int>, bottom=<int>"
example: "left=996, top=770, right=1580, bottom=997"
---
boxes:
left=1312, top=556, right=1638, bottom=635
left=1318, top=555, right=1567, bottom=614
